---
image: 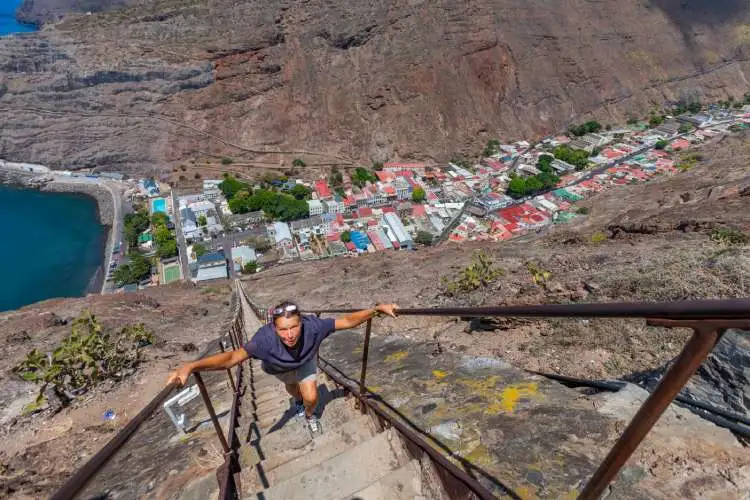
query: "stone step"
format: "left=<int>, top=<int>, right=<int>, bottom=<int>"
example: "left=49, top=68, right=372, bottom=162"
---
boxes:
left=345, top=459, right=424, bottom=500
left=262, top=414, right=377, bottom=485
left=249, top=429, right=407, bottom=500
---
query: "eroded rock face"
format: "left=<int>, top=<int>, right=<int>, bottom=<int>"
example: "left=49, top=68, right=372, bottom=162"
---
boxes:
left=2, top=0, right=750, bottom=174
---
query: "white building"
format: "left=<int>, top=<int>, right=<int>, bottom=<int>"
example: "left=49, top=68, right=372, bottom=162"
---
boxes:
left=384, top=213, right=413, bottom=248
left=268, top=222, right=293, bottom=248
left=307, top=199, right=324, bottom=216
left=188, top=200, right=215, bottom=218
left=394, top=178, right=410, bottom=200
left=231, top=246, right=257, bottom=267
left=324, top=199, right=344, bottom=214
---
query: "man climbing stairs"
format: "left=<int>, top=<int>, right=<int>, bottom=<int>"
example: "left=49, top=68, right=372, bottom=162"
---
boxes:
left=228, top=291, right=431, bottom=499
left=232, top=359, right=427, bottom=499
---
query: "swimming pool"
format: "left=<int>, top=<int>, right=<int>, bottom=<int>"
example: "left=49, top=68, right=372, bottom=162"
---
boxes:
left=151, top=198, right=167, bottom=214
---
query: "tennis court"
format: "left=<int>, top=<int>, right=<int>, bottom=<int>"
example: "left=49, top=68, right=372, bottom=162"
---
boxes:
left=162, top=263, right=181, bottom=283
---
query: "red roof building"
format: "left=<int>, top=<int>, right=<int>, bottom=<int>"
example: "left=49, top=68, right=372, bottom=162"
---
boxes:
left=376, top=171, right=395, bottom=183
left=412, top=204, right=426, bottom=218
left=315, top=180, right=332, bottom=199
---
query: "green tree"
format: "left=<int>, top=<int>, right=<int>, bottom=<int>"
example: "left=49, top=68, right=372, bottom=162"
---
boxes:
left=412, top=186, right=426, bottom=202
left=649, top=115, right=665, bottom=128
left=193, top=243, right=207, bottom=258
left=678, top=123, right=693, bottom=134
left=654, top=140, right=668, bottom=150
left=341, top=231, right=352, bottom=243
left=537, top=155, right=553, bottom=171
left=507, top=177, right=528, bottom=198
left=482, top=139, right=501, bottom=157
left=553, top=145, right=589, bottom=170
left=156, top=239, right=177, bottom=259
left=123, top=211, right=150, bottom=249
left=687, top=101, right=702, bottom=113
left=292, top=158, right=306, bottom=167
left=290, top=184, right=312, bottom=200
left=153, top=226, right=172, bottom=246
left=197, top=214, right=208, bottom=227
left=415, top=231, right=434, bottom=246
left=243, top=262, right=258, bottom=274
left=219, top=176, right=251, bottom=200
left=351, top=167, right=377, bottom=188
left=151, top=212, right=169, bottom=227
left=221, top=157, right=234, bottom=165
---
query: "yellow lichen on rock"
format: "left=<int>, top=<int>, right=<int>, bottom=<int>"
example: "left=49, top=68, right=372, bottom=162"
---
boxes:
left=384, top=350, right=408, bottom=363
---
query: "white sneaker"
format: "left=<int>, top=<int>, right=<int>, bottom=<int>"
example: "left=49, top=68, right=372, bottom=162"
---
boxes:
left=306, top=414, right=322, bottom=435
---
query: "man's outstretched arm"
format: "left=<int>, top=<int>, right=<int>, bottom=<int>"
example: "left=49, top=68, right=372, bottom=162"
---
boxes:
left=334, top=304, right=398, bottom=330
left=166, top=348, right=250, bottom=386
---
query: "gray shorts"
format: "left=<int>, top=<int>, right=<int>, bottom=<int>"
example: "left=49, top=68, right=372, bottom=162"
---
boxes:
left=268, top=357, right=317, bottom=385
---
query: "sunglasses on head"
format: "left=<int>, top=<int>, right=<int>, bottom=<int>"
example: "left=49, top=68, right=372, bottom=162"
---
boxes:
left=272, top=304, right=298, bottom=317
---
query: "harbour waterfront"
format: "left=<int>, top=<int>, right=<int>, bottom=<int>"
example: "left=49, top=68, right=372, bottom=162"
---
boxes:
left=0, top=0, right=36, bottom=35
left=0, top=185, right=105, bottom=312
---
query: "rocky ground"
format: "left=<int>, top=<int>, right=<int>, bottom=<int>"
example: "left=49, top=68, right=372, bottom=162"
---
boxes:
left=2, top=0, right=750, bottom=176
left=0, top=282, right=233, bottom=498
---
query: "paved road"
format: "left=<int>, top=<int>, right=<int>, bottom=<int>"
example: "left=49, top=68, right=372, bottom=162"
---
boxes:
left=171, top=189, right=191, bottom=281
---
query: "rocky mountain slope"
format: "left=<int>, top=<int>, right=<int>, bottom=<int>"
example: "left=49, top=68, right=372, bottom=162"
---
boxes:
left=2, top=0, right=750, bottom=174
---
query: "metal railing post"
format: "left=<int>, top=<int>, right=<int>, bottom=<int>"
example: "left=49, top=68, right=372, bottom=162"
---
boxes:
left=193, top=372, right=230, bottom=454
left=356, top=318, right=373, bottom=414
left=218, top=342, right=237, bottom=393
left=579, top=325, right=724, bottom=499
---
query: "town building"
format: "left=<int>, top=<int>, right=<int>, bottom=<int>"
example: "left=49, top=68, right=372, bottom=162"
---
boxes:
left=384, top=212, right=413, bottom=248
left=307, top=199, right=324, bottom=216
left=194, top=252, right=228, bottom=282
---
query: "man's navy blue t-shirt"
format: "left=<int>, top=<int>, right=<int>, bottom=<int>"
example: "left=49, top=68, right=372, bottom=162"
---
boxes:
left=243, top=315, right=336, bottom=374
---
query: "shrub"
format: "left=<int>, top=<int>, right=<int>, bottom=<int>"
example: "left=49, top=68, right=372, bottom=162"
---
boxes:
left=243, top=262, right=258, bottom=274
left=590, top=232, right=608, bottom=244
left=292, top=158, right=306, bottom=167
left=711, top=228, right=748, bottom=246
left=654, top=140, right=668, bottom=150
left=526, top=262, right=551, bottom=284
left=576, top=206, right=590, bottom=215
left=441, top=250, right=503, bottom=296
left=13, top=311, right=154, bottom=409
left=194, top=173, right=202, bottom=179
left=221, top=157, right=234, bottom=165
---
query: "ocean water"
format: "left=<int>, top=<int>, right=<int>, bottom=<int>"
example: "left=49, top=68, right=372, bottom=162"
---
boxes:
left=0, top=0, right=37, bottom=35
left=0, top=186, right=106, bottom=312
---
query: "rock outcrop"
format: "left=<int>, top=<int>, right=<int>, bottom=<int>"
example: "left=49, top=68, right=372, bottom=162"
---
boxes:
left=2, top=0, right=750, bottom=174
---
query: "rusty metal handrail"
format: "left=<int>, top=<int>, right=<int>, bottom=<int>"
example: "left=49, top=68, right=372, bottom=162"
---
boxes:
left=306, top=298, right=750, bottom=319
left=306, top=302, right=750, bottom=499
left=50, top=382, right=178, bottom=500
left=317, top=356, right=502, bottom=499
left=52, top=283, right=247, bottom=500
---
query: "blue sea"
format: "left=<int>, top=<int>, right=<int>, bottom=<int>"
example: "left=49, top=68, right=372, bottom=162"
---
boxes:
left=0, top=0, right=36, bottom=35
left=0, top=186, right=106, bottom=312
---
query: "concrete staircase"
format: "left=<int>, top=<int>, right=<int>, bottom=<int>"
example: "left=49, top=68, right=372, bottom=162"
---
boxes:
left=232, top=358, right=428, bottom=500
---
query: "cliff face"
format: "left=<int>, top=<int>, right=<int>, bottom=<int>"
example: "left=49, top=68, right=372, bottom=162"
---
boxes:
left=2, top=0, right=750, bottom=174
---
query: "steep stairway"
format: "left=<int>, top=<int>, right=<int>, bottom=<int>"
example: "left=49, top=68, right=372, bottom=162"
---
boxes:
left=234, top=359, right=426, bottom=500
left=232, top=293, right=429, bottom=500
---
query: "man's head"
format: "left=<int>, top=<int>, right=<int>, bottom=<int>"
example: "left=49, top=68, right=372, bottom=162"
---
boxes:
left=272, top=301, right=302, bottom=347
